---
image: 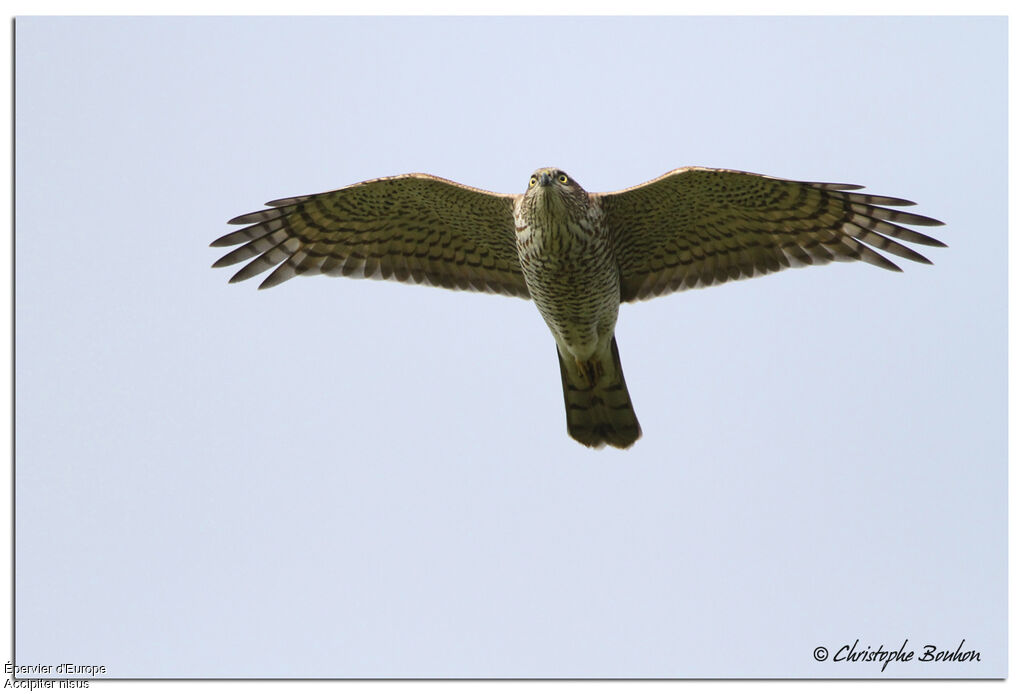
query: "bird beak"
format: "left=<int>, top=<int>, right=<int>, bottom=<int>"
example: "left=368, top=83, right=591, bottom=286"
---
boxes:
left=539, top=172, right=553, bottom=187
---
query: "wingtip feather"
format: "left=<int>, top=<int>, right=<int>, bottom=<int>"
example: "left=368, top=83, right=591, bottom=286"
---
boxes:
left=210, top=234, right=237, bottom=247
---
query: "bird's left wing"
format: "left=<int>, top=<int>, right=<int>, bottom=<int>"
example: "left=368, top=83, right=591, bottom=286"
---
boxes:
left=597, top=167, right=945, bottom=303
left=212, top=173, right=530, bottom=298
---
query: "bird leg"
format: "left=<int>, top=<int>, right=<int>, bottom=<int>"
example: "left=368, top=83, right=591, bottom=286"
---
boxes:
left=575, top=356, right=604, bottom=386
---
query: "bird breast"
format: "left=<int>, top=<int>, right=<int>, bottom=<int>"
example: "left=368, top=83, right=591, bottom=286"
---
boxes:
left=514, top=193, right=604, bottom=259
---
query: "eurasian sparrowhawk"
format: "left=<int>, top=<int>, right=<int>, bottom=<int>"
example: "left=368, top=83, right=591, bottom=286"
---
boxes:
left=211, top=166, right=944, bottom=449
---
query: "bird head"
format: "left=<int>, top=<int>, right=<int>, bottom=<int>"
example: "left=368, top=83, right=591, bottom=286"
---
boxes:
left=524, top=167, right=587, bottom=213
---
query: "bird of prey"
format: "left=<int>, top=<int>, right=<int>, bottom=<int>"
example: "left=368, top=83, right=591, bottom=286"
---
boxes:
left=212, top=166, right=944, bottom=449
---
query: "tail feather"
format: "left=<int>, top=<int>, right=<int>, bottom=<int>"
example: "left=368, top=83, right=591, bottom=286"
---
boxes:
left=558, top=336, right=641, bottom=449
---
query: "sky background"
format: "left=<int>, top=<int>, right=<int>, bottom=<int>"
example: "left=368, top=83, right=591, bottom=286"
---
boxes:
left=14, top=16, right=1006, bottom=678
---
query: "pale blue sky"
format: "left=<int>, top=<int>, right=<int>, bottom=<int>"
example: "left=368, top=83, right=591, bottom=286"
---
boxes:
left=14, top=16, right=1006, bottom=678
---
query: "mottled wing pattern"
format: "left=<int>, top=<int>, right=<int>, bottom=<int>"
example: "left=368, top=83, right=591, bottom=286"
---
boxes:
left=212, top=173, right=530, bottom=297
left=598, top=167, right=945, bottom=303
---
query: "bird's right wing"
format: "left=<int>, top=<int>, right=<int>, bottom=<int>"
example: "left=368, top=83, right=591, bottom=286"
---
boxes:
left=212, top=173, right=530, bottom=298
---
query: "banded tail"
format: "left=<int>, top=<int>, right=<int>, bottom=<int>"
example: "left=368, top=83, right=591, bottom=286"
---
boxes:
left=557, top=336, right=642, bottom=449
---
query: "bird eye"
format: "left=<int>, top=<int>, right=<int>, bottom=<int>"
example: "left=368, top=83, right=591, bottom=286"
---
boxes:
left=529, top=176, right=538, bottom=187
left=558, top=174, right=568, bottom=183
